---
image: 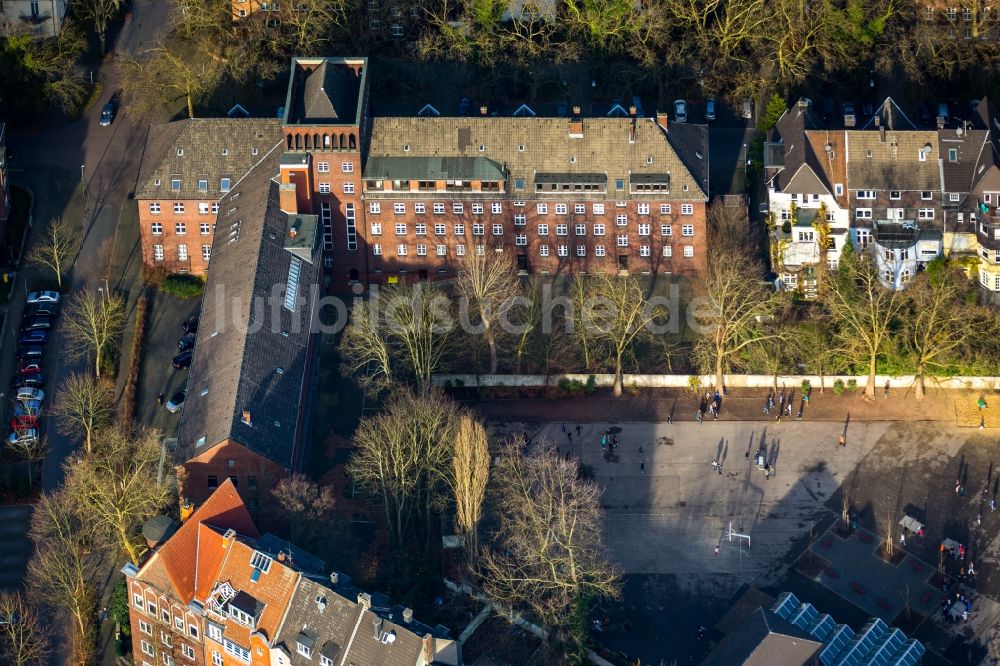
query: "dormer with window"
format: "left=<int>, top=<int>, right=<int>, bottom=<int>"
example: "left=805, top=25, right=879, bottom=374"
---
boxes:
left=630, top=174, right=671, bottom=194
left=226, top=591, right=264, bottom=628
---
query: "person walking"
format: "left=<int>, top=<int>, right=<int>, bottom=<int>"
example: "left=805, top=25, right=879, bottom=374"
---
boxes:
left=695, top=410, right=703, bottom=424
left=640, top=461, right=646, bottom=474
left=717, top=462, right=723, bottom=476
left=575, top=424, right=582, bottom=437
left=712, top=460, right=719, bottom=473
left=667, top=413, right=672, bottom=425
left=991, top=498, right=996, bottom=512
left=157, top=392, right=165, bottom=406
left=714, top=545, right=719, bottom=556
left=839, top=434, right=846, bottom=447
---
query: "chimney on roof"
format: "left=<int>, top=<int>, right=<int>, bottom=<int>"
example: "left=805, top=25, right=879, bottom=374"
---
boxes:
left=279, top=182, right=298, bottom=215
left=629, top=105, right=637, bottom=116
left=357, top=593, right=372, bottom=610
left=372, top=616, right=383, bottom=640
left=479, top=105, right=488, bottom=116
left=422, top=634, right=435, bottom=663
left=656, top=111, right=668, bottom=132
left=242, top=409, right=252, bottom=426
left=874, top=115, right=880, bottom=128
left=569, top=106, right=583, bottom=139
left=222, top=528, right=236, bottom=548
left=179, top=498, right=193, bottom=522
left=402, top=608, right=413, bottom=624
left=879, top=124, right=886, bottom=144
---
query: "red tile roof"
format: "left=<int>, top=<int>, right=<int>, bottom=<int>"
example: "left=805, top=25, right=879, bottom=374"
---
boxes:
left=136, top=479, right=259, bottom=603
left=213, top=539, right=300, bottom=643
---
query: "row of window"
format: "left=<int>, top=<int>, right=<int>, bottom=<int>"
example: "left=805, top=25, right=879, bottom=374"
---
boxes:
left=853, top=209, right=936, bottom=220
left=151, top=222, right=213, bottom=236
left=372, top=243, right=696, bottom=258
left=855, top=191, right=936, bottom=201
left=925, top=6, right=993, bottom=21
left=980, top=247, right=1000, bottom=263
left=152, top=244, right=211, bottom=262
left=369, top=201, right=695, bottom=216
left=149, top=202, right=220, bottom=215
left=132, top=592, right=200, bottom=640
left=316, top=162, right=354, bottom=173
left=979, top=270, right=1000, bottom=291
left=161, top=178, right=231, bottom=193
left=370, top=222, right=696, bottom=237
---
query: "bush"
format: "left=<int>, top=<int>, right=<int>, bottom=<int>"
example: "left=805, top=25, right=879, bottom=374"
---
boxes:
left=832, top=379, right=845, bottom=395
left=781, top=220, right=792, bottom=234
left=121, top=295, right=148, bottom=423
left=558, top=378, right=585, bottom=394
left=688, top=375, right=701, bottom=393
left=585, top=374, right=597, bottom=394
left=847, top=378, right=858, bottom=392
left=160, top=274, right=205, bottom=298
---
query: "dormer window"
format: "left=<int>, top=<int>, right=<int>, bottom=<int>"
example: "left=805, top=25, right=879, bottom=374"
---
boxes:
left=252, top=148, right=259, bottom=156
left=198, top=179, right=208, bottom=192
left=220, top=178, right=231, bottom=192
left=222, top=148, right=228, bottom=156
left=949, top=148, right=958, bottom=162
left=171, top=179, right=181, bottom=191
left=177, top=148, right=184, bottom=157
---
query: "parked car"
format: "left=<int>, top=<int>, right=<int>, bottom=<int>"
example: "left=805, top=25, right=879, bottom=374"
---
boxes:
left=165, top=391, right=186, bottom=414
left=759, top=201, right=769, bottom=214
left=172, top=350, right=193, bottom=369
left=18, top=361, right=43, bottom=376
left=99, top=100, right=115, bottom=127
left=182, top=315, right=199, bottom=334
left=843, top=103, right=856, bottom=127
left=12, top=374, right=45, bottom=390
left=16, top=387, right=44, bottom=402
left=937, top=102, right=949, bottom=120
left=7, top=429, right=39, bottom=445
left=26, top=291, right=60, bottom=304
left=18, top=330, right=48, bottom=346
left=14, top=400, right=42, bottom=415
left=20, top=315, right=53, bottom=332
left=705, top=98, right=717, bottom=122
left=16, top=346, right=45, bottom=362
left=673, top=99, right=687, bottom=123
left=742, top=98, right=755, bottom=120
left=24, top=302, right=59, bottom=319
left=177, top=334, right=196, bottom=351
left=11, top=414, right=39, bottom=430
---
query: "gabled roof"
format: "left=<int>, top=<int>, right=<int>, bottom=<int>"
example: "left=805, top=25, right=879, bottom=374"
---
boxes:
left=767, top=102, right=818, bottom=191
left=134, top=479, right=258, bottom=603
left=176, top=147, right=321, bottom=469
left=213, top=539, right=301, bottom=642
left=804, top=131, right=847, bottom=207
left=702, top=608, right=823, bottom=666
left=939, top=128, right=990, bottom=193
left=859, top=97, right=916, bottom=131
left=284, top=58, right=366, bottom=126
left=781, top=164, right=830, bottom=197
left=846, top=130, right=942, bottom=191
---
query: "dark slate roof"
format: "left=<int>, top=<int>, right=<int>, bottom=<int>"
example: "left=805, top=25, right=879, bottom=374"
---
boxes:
left=365, top=156, right=505, bottom=181
left=176, top=148, right=320, bottom=469
left=859, top=97, right=917, bottom=131
left=846, top=130, right=942, bottom=191
left=939, top=129, right=990, bottom=193
left=135, top=119, right=283, bottom=200
left=702, top=608, right=823, bottom=666
left=665, top=122, right=710, bottom=197
left=767, top=102, right=817, bottom=191
left=286, top=58, right=365, bottom=126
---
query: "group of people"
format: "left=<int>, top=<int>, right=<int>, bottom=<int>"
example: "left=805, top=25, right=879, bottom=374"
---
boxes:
left=941, top=592, right=974, bottom=624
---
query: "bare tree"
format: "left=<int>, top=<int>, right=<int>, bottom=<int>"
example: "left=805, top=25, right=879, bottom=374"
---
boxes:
left=6, top=435, right=47, bottom=488
left=456, top=249, right=520, bottom=374
left=481, top=438, right=622, bottom=654
left=692, top=250, right=787, bottom=391
left=0, top=591, right=50, bottom=666
left=825, top=244, right=905, bottom=400
left=271, top=473, right=336, bottom=545
left=118, top=39, right=223, bottom=120
left=63, top=426, right=171, bottom=566
left=569, top=275, right=597, bottom=372
left=510, top=277, right=544, bottom=373
left=52, top=372, right=113, bottom=454
left=61, top=289, right=125, bottom=378
left=348, top=391, right=459, bottom=550
left=26, top=490, right=99, bottom=665
left=70, top=0, right=122, bottom=54
left=26, top=217, right=79, bottom=289
left=580, top=274, right=668, bottom=396
left=452, top=414, right=490, bottom=568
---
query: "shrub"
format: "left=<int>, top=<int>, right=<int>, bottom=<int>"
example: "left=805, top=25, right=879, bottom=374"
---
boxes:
left=585, top=374, right=597, bottom=394
left=781, top=221, right=792, bottom=234
left=847, top=378, right=858, bottom=392
left=688, top=375, right=701, bottom=393
left=121, top=295, right=148, bottom=423
left=558, top=377, right=572, bottom=392
left=832, top=379, right=845, bottom=395
left=160, top=274, right=205, bottom=298
left=454, top=378, right=464, bottom=388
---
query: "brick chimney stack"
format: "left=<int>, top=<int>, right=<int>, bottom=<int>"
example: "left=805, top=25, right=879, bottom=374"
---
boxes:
left=656, top=111, right=669, bottom=132
left=569, top=106, right=583, bottom=139
left=279, top=183, right=298, bottom=215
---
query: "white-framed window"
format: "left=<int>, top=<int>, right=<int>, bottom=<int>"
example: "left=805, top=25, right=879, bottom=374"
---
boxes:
left=472, top=203, right=484, bottom=215
left=369, top=202, right=381, bottom=214
left=492, top=202, right=503, bottom=214
left=681, top=204, right=694, bottom=215
left=637, top=203, right=650, bottom=215
left=370, top=223, right=382, bottom=235
left=537, top=203, right=548, bottom=215
left=556, top=224, right=568, bottom=236
left=515, top=234, right=527, bottom=246
left=661, top=224, right=672, bottom=236
left=395, top=223, right=406, bottom=235
left=593, top=203, right=605, bottom=215
left=342, top=162, right=354, bottom=173
left=297, top=642, right=312, bottom=658
left=173, top=203, right=184, bottom=214
left=514, top=214, right=527, bottom=226
left=453, top=203, right=464, bottom=214
left=663, top=245, right=672, bottom=257
left=198, top=203, right=210, bottom=215
left=343, top=182, right=355, bottom=194
left=595, top=245, right=605, bottom=257
left=454, top=223, right=465, bottom=235
left=372, top=243, right=382, bottom=256
left=434, top=223, right=446, bottom=235
left=557, top=245, right=568, bottom=257
left=393, top=203, right=405, bottom=214
left=855, top=208, right=873, bottom=219
left=149, top=202, right=161, bottom=214
left=319, top=182, right=331, bottom=194
left=575, top=224, right=586, bottom=236
left=436, top=244, right=446, bottom=256
left=223, top=639, right=251, bottom=664
left=856, top=228, right=872, bottom=247
left=181, top=644, right=195, bottom=660
left=476, top=244, right=485, bottom=256
left=212, top=653, right=223, bottom=666
left=682, top=224, right=694, bottom=236
left=683, top=245, right=694, bottom=257
left=317, top=162, right=330, bottom=173
left=415, top=203, right=426, bottom=214
left=659, top=204, right=672, bottom=215
left=616, top=214, right=628, bottom=226
left=538, top=224, right=549, bottom=236
left=798, top=231, right=815, bottom=242
left=202, top=245, right=211, bottom=261
left=539, top=245, right=550, bottom=257
left=594, top=224, right=605, bottom=236
left=151, top=223, right=163, bottom=235
left=211, top=203, right=219, bottom=214
left=889, top=191, right=901, bottom=200
left=950, top=192, right=961, bottom=202
left=492, top=224, right=503, bottom=236
left=857, top=190, right=876, bottom=200
left=638, top=223, right=650, bottom=236
left=555, top=203, right=568, bottom=215
left=640, top=246, right=650, bottom=257
left=134, top=593, right=144, bottom=609
left=139, top=619, right=152, bottom=635
left=617, top=235, right=628, bottom=247
left=472, top=223, right=485, bottom=236
left=434, top=203, right=445, bottom=214
left=918, top=209, right=935, bottom=220
left=207, top=624, right=223, bottom=642
left=153, top=245, right=164, bottom=261
left=175, top=222, right=186, bottom=235
left=456, top=244, right=466, bottom=256
left=921, top=191, right=933, bottom=200
left=575, top=204, right=586, bottom=214
left=141, top=641, right=155, bottom=657
left=161, top=632, right=173, bottom=647
left=834, top=184, right=844, bottom=196
left=397, top=244, right=407, bottom=256
left=416, top=244, right=427, bottom=256
left=415, top=223, right=426, bottom=236
left=513, top=200, right=525, bottom=207
left=200, top=222, right=210, bottom=235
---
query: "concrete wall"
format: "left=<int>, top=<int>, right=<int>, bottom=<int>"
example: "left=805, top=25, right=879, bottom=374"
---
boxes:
left=433, top=373, right=1000, bottom=390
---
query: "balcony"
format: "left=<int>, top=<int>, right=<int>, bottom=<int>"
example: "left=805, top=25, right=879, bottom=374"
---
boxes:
left=873, top=220, right=919, bottom=249
left=976, top=203, right=1000, bottom=248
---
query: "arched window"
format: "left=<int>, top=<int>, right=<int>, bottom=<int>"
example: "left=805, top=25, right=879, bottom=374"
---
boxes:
left=304, top=134, right=312, bottom=150
left=294, top=133, right=302, bottom=150
left=286, top=134, right=293, bottom=150
left=339, top=133, right=346, bottom=150
left=324, top=134, right=331, bottom=148
left=314, top=133, right=321, bottom=149
left=349, top=133, right=357, bottom=150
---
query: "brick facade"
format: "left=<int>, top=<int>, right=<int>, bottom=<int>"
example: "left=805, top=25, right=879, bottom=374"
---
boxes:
left=138, top=198, right=218, bottom=275
left=179, top=439, right=287, bottom=512
left=127, top=579, right=206, bottom=666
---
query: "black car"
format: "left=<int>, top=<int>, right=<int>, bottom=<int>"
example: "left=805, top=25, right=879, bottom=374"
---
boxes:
left=11, top=374, right=45, bottom=390
left=20, top=315, right=53, bottom=332
left=182, top=315, right=199, bottom=334
left=172, top=349, right=193, bottom=369
left=16, top=345, right=45, bottom=361
left=18, top=330, right=48, bottom=346
left=177, top=334, right=196, bottom=351
left=24, top=302, right=59, bottom=319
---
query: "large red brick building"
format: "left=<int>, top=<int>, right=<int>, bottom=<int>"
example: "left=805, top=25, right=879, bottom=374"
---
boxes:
left=136, top=57, right=710, bottom=288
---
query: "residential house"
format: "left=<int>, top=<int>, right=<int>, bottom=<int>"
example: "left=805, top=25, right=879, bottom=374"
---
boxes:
left=0, top=0, right=69, bottom=37
left=917, top=0, right=999, bottom=41
left=967, top=96, right=1000, bottom=292
left=0, top=123, right=9, bottom=243
left=124, top=480, right=458, bottom=666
